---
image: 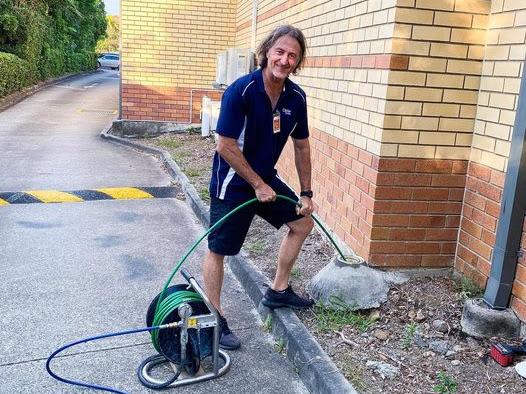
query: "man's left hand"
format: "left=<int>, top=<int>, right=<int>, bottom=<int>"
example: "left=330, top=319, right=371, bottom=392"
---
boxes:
left=296, top=196, right=314, bottom=216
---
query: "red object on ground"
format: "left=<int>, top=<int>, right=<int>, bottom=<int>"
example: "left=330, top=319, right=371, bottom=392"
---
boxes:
left=491, top=343, right=515, bottom=366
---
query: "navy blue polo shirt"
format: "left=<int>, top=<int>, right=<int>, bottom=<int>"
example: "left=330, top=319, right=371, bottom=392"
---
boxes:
left=210, top=68, right=309, bottom=200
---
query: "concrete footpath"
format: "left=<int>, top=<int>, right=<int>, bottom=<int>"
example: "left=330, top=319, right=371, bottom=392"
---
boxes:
left=101, top=128, right=357, bottom=394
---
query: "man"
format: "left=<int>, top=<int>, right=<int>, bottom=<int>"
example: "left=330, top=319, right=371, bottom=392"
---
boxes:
left=204, top=25, right=315, bottom=350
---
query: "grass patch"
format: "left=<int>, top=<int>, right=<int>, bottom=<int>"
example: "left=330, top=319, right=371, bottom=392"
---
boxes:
left=433, top=371, right=457, bottom=393
left=313, top=295, right=374, bottom=333
left=263, top=314, right=272, bottom=333
left=274, top=337, right=285, bottom=354
left=455, top=277, right=484, bottom=301
left=245, top=240, right=265, bottom=253
left=156, top=139, right=181, bottom=149
left=186, top=169, right=201, bottom=177
left=290, top=268, right=300, bottom=278
left=173, top=151, right=190, bottom=162
left=343, top=359, right=365, bottom=392
left=402, top=322, right=418, bottom=350
left=198, top=187, right=210, bottom=201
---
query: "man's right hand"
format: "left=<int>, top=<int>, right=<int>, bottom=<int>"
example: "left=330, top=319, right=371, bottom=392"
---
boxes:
left=255, top=183, right=276, bottom=202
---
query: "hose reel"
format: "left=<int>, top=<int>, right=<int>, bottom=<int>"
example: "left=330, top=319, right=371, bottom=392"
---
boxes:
left=138, top=268, right=231, bottom=389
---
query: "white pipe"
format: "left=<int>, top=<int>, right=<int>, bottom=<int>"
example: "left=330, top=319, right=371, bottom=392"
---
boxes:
left=251, top=0, right=258, bottom=52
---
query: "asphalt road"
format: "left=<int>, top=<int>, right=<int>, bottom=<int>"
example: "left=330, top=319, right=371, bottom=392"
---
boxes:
left=0, top=70, right=308, bottom=394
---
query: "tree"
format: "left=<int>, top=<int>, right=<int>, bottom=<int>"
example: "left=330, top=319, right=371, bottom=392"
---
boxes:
left=96, top=14, right=118, bottom=53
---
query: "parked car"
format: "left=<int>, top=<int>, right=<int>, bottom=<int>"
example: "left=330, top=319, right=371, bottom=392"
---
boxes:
left=97, top=53, right=119, bottom=70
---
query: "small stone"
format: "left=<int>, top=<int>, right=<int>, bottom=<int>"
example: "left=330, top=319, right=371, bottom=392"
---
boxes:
left=424, top=351, right=436, bottom=357
left=429, top=340, right=449, bottom=355
left=445, top=350, right=457, bottom=359
left=408, top=310, right=416, bottom=319
left=366, top=360, right=400, bottom=379
left=432, top=319, right=449, bottom=333
left=374, top=329, right=389, bottom=341
left=414, top=335, right=428, bottom=348
left=416, top=310, right=427, bottom=322
left=451, top=360, right=461, bottom=366
left=453, top=345, right=464, bottom=352
left=369, top=309, right=381, bottom=320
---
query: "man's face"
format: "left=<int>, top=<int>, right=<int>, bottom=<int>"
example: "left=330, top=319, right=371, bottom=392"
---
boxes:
left=266, top=35, right=301, bottom=83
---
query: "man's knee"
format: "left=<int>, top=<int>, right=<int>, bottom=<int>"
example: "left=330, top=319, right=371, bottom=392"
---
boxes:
left=287, top=216, right=314, bottom=236
left=205, top=250, right=226, bottom=265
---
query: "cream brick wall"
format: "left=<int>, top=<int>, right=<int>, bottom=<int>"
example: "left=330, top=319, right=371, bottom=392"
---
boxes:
left=235, top=0, right=253, bottom=48
left=384, top=0, right=490, bottom=160
left=243, top=0, right=396, bottom=157
left=121, top=0, right=236, bottom=88
left=470, top=0, right=526, bottom=172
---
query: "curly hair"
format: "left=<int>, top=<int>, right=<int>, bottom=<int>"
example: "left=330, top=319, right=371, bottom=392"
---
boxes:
left=256, top=25, right=307, bottom=75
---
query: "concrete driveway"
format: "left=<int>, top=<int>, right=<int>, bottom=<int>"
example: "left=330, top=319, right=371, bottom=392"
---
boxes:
left=0, top=70, right=308, bottom=394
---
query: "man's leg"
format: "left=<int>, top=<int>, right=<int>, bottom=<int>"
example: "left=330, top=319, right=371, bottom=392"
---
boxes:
left=272, top=215, right=314, bottom=291
left=202, top=249, right=241, bottom=350
left=202, top=249, right=225, bottom=315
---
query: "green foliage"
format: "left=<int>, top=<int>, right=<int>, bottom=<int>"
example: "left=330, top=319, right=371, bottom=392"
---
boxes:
left=0, top=51, right=34, bottom=97
left=198, top=187, right=210, bottom=201
left=290, top=268, right=300, bottom=278
left=245, top=240, right=264, bottom=253
left=433, top=371, right=457, bottom=393
left=156, top=139, right=182, bottom=149
left=262, top=314, right=272, bottom=333
left=456, top=277, right=483, bottom=301
left=313, top=295, right=375, bottom=333
left=96, top=14, right=118, bottom=53
left=0, top=0, right=107, bottom=98
left=402, top=322, right=418, bottom=350
left=274, top=337, right=285, bottom=353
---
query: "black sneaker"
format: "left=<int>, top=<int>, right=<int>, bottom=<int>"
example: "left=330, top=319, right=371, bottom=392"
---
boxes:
left=261, top=285, right=314, bottom=310
left=219, top=315, right=241, bottom=350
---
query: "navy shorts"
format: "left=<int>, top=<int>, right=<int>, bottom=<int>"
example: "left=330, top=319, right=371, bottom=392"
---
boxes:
left=207, top=179, right=301, bottom=256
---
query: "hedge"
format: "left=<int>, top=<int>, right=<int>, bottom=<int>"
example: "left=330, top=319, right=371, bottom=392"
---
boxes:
left=0, top=0, right=106, bottom=99
left=0, top=51, right=34, bottom=98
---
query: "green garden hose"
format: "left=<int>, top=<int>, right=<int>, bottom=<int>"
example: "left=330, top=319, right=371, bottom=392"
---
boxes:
left=151, top=194, right=346, bottom=350
left=47, top=194, right=348, bottom=393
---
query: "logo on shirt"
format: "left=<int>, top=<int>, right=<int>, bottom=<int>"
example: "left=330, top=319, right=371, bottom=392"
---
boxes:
left=282, top=108, right=292, bottom=116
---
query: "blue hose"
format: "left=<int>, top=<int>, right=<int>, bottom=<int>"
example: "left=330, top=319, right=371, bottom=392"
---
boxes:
left=46, top=194, right=345, bottom=392
left=46, top=325, right=164, bottom=394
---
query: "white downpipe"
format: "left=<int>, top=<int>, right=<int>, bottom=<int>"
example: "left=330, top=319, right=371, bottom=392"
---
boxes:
left=251, top=0, right=258, bottom=52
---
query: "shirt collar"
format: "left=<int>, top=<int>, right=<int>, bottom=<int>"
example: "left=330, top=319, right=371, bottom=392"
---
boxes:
left=255, top=68, right=292, bottom=96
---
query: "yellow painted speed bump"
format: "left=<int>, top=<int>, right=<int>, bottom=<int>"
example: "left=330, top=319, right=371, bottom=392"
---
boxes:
left=0, top=186, right=179, bottom=205
left=25, top=191, right=84, bottom=203
left=96, top=187, right=154, bottom=200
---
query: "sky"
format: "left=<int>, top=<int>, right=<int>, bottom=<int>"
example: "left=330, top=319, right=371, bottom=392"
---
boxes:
left=104, top=0, right=120, bottom=15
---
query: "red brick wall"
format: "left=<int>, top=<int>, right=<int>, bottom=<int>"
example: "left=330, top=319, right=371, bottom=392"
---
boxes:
left=277, top=129, right=467, bottom=268
left=371, top=157, right=466, bottom=268
left=122, top=84, right=223, bottom=123
left=455, top=162, right=504, bottom=287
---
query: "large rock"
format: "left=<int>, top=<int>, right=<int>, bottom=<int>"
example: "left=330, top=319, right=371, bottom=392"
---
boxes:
left=307, top=256, right=408, bottom=310
left=461, top=298, right=521, bottom=339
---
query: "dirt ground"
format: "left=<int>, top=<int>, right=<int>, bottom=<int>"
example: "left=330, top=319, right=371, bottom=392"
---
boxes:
left=137, top=130, right=525, bottom=394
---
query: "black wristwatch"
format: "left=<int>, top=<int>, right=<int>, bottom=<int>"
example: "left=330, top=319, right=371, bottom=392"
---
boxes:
left=300, top=190, right=313, bottom=198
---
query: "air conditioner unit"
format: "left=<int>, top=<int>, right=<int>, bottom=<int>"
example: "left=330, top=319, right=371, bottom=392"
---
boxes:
left=226, top=48, right=254, bottom=85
